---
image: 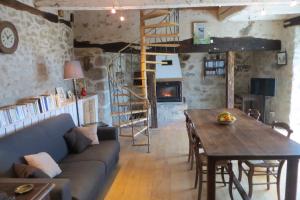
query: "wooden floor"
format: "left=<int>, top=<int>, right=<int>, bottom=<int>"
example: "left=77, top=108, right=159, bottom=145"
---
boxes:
left=102, top=120, right=300, bottom=200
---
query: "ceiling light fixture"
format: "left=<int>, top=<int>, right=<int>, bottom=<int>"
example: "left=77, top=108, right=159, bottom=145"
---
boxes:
left=290, top=0, right=298, bottom=7
left=111, top=7, right=116, bottom=14
left=120, top=16, right=125, bottom=21
left=111, top=0, right=117, bottom=14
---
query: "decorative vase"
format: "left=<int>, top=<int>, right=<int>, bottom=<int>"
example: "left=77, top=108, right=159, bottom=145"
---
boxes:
left=81, top=88, right=87, bottom=97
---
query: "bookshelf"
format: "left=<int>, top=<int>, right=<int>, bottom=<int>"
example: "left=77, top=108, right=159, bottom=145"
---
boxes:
left=203, top=57, right=226, bottom=77
left=0, top=95, right=98, bottom=138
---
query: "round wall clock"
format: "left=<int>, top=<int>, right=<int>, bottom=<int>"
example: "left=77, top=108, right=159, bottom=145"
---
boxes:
left=0, top=21, right=19, bottom=54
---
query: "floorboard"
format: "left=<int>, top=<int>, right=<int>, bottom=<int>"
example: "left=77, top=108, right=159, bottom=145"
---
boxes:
left=102, top=120, right=300, bottom=200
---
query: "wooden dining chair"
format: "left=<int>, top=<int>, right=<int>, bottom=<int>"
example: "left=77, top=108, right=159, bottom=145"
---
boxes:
left=247, top=109, right=261, bottom=121
left=237, top=121, right=293, bottom=200
left=190, top=123, right=234, bottom=200
left=184, top=112, right=196, bottom=170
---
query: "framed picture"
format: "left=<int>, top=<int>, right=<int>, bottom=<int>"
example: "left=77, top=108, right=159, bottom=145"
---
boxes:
left=277, top=51, right=287, bottom=65
left=193, top=22, right=210, bottom=45
left=55, top=87, right=66, bottom=102
left=67, top=90, right=75, bottom=101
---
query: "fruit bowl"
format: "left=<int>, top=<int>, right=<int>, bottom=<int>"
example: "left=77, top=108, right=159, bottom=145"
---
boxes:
left=217, top=112, right=237, bottom=125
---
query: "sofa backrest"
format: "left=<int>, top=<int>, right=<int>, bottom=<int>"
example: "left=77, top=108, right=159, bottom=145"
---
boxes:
left=0, top=114, right=75, bottom=177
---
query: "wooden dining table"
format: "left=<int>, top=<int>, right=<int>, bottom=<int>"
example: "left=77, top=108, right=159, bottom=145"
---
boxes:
left=184, top=108, right=300, bottom=200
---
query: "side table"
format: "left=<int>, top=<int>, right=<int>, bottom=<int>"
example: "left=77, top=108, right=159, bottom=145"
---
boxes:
left=0, top=182, right=54, bottom=200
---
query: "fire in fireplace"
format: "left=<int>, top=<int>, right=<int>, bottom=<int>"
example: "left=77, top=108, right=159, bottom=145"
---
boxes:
left=157, top=81, right=182, bottom=102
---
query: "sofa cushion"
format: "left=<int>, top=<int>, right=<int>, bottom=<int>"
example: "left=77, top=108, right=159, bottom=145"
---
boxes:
left=62, top=141, right=120, bottom=173
left=57, top=161, right=106, bottom=200
left=78, top=125, right=99, bottom=145
left=24, top=152, right=62, bottom=178
left=64, top=129, right=92, bottom=153
left=13, top=163, right=50, bottom=178
left=0, top=114, right=75, bottom=178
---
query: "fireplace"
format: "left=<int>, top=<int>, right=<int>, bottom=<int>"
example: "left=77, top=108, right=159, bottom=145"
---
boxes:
left=157, top=81, right=182, bottom=102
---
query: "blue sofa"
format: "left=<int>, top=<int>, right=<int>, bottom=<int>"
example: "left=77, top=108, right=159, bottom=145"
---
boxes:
left=0, top=114, right=120, bottom=200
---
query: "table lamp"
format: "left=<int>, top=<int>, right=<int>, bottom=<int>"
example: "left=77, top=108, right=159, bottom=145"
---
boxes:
left=64, top=60, right=84, bottom=126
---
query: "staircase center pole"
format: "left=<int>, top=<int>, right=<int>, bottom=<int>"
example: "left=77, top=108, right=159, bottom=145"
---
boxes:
left=140, top=10, right=148, bottom=99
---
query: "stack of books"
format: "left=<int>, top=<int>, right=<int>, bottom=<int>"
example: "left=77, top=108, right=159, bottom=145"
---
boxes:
left=0, top=94, right=57, bottom=128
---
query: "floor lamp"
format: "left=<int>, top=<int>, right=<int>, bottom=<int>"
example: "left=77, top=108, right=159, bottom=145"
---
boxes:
left=64, top=60, right=84, bottom=126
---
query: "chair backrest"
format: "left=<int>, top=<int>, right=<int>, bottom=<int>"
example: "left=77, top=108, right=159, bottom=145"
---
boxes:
left=272, top=121, right=293, bottom=138
left=247, top=109, right=261, bottom=121
left=184, top=112, right=193, bottom=141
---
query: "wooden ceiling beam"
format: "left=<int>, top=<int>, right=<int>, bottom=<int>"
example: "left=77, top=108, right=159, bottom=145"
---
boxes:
left=34, top=0, right=295, bottom=10
left=218, top=6, right=246, bottom=21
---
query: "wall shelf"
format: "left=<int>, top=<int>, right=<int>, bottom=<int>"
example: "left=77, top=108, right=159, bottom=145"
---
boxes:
left=203, top=56, right=226, bottom=77
left=0, top=95, right=98, bottom=137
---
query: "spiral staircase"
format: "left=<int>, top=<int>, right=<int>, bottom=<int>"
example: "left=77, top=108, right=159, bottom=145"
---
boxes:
left=108, top=9, right=179, bottom=153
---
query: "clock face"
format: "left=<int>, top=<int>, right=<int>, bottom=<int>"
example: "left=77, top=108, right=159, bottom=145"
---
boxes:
left=1, top=27, right=15, bottom=49
left=0, top=21, right=18, bottom=54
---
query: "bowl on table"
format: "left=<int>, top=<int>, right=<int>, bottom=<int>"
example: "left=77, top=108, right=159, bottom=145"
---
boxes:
left=217, top=112, right=237, bottom=125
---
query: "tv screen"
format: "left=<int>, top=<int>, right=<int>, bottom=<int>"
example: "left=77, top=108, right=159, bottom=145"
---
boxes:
left=250, top=78, right=275, bottom=96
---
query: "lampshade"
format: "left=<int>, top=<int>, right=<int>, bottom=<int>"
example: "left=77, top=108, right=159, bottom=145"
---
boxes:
left=64, top=60, right=84, bottom=80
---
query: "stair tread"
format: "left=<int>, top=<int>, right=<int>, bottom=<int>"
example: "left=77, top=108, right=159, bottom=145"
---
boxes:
left=143, top=10, right=170, bottom=20
left=113, top=93, right=145, bottom=97
left=113, top=101, right=146, bottom=106
left=143, top=22, right=178, bottom=29
left=145, top=61, right=168, bottom=64
left=144, top=33, right=179, bottom=38
left=143, top=43, right=180, bottom=47
left=142, top=52, right=177, bottom=56
left=111, top=109, right=147, bottom=116
left=115, top=118, right=147, bottom=127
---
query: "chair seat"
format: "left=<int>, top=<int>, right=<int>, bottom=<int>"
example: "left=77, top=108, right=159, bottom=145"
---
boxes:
left=245, top=160, right=280, bottom=167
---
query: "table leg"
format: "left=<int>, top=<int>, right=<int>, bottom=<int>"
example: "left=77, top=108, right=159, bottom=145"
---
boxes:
left=207, top=157, right=216, bottom=200
left=285, top=158, right=299, bottom=200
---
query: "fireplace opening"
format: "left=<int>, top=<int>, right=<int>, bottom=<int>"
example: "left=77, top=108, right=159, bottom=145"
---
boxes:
left=157, top=81, right=182, bottom=102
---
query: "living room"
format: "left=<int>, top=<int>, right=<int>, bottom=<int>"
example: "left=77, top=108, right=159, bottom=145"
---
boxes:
left=0, top=0, right=300, bottom=200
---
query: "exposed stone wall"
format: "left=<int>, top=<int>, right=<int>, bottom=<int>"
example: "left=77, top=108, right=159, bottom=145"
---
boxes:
left=74, top=9, right=284, bottom=44
left=234, top=29, right=294, bottom=124
left=0, top=3, right=73, bottom=107
left=74, top=48, right=112, bottom=125
left=73, top=8, right=294, bottom=121
left=180, top=53, right=226, bottom=109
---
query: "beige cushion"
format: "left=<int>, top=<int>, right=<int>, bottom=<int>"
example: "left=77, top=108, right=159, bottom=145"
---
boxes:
left=24, top=152, right=62, bottom=178
left=77, top=125, right=99, bottom=145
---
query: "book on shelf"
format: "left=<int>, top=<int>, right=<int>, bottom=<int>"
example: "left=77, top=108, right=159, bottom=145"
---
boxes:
left=0, top=94, right=59, bottom=128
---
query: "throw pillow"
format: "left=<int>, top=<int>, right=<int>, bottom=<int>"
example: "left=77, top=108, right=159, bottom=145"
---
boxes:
left=24, top=152, right=62, bottom=178
left=13, top=163, right=50, bottom=178
left=77, top=125, right=99, bottom=145
left=64, top=128, right=92, bottom=153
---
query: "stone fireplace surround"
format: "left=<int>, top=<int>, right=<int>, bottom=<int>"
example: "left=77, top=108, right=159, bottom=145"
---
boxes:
left=156, top=54, right=187, bottom=125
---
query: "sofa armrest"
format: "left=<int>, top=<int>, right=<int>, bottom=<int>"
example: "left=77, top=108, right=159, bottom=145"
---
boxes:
left=97, top=127, right=118, bottom=141
left=0, top=178, right=72, bottom=200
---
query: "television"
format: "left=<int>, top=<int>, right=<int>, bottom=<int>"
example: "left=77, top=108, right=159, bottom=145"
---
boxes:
left=250, top=78, right=275, bottom=96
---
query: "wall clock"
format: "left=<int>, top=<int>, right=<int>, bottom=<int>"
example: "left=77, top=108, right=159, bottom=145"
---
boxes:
left=0, top=21, right=19, bottom=54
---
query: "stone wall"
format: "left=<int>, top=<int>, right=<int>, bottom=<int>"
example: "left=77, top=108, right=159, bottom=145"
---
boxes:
left=234, top=26, right=295, bottom=124
left=74, top=48, right=112, bottom=125
left=74, top=9, right=284, bottom=43
left=0, top=2, right=73, bottom=107
left=180, top=53, right=226, bottom=109
left=73, top=8, right=294, bottom=122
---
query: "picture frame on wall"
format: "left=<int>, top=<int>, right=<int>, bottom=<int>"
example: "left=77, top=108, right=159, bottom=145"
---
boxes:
left=277, top=51, right=287, bottom=66
left=55, top=87, right=66, bottom=102
left=193, top=22, right=210, bottom=45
